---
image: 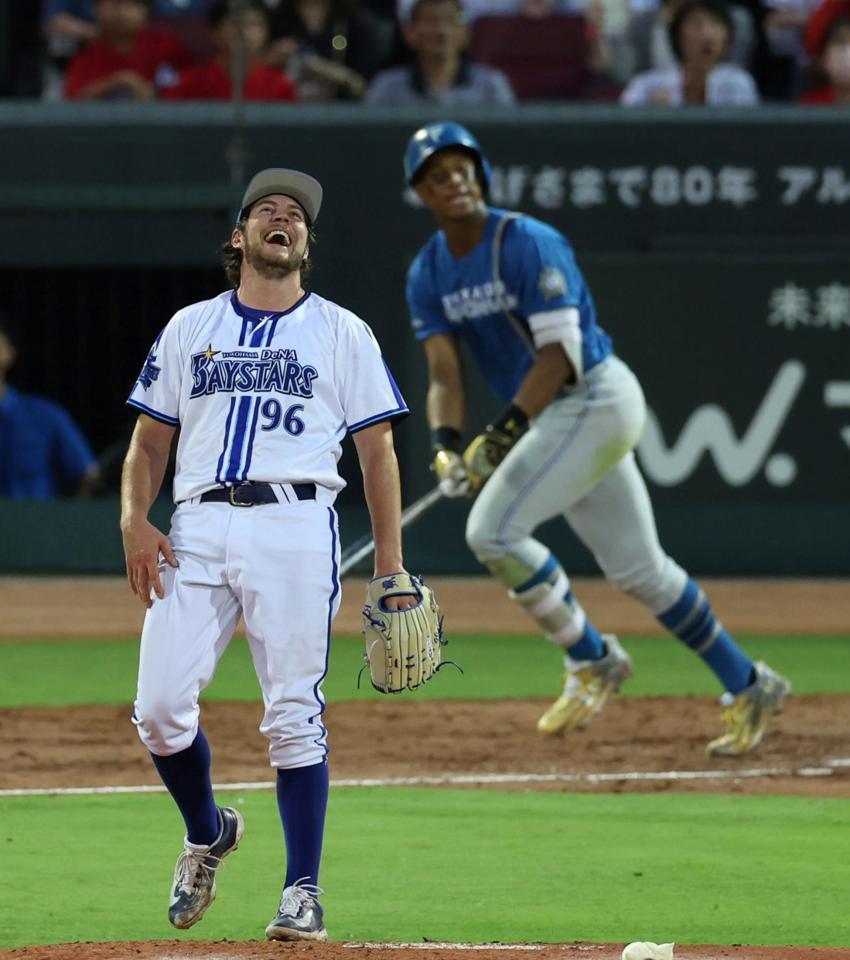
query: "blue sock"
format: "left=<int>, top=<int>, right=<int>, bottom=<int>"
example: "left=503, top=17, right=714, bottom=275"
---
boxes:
left=565, top=594, right=605, bottom=661
left=658, top=578, right=754, bottom=694
left=151, top=727, right=220, bottom=845
left=277, top=760, right=329, bottom=888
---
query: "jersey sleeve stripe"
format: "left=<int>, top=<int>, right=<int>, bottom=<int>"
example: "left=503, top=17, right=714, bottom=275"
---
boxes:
left=382, top=359, right=406, bottom=408
left=347, top=405, right=410, bottom=434
left=126, top=399, right=179, bottom=426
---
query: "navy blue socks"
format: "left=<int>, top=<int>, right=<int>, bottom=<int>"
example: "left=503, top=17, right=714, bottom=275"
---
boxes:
left=658, top=578, right=754, bottom=694
left=151, top=727, right=220, bottom=846
left=276, top=760, right=329, bottom=888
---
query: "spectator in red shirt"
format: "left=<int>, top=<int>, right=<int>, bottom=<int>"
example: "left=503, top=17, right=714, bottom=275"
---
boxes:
left=165, top=0, right=297, bottom=101
left=800, top=14, right=850, bottom=100
left=65, top=0, right=193, bottom=100
left=804, top=0, right=850, bottom=56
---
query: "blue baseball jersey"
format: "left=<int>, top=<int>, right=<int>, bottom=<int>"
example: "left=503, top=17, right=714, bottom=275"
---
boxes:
left=0, top=387, right=96, bottom=499
left=406, top=208, right=612, bottom=404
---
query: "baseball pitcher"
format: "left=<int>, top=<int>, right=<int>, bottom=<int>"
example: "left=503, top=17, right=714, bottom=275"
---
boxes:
left=121, top=168, right=434, bottom=941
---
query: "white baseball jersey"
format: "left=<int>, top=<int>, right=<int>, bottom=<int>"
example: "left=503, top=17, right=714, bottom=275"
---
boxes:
left=128, top=289, right=409, bottom=503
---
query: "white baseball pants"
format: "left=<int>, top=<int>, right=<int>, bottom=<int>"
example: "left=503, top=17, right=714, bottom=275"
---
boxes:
left=133, top=499, right=341, bottom=768
left=466, top=355, right=687, bottom=613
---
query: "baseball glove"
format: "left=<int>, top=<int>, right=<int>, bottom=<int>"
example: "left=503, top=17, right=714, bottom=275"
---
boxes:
left=361, top=573, right=445, bottom=694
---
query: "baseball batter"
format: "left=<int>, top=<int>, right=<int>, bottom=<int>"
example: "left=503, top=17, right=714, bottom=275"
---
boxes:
left=403, top=122, right=790, bottom=755
left=121, top=168, right=414, bottom=941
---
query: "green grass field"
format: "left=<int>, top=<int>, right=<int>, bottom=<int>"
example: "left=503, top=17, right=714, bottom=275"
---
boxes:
left=3, top=633, right=849, bottom=707
left=1, top=632, right=849, bottom=949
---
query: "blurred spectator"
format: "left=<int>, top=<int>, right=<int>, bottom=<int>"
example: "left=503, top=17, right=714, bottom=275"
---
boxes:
left=265, top=0, right=394, bottom=100
left=626, top=0, right=755, bottom=77
left=398, top=0, right=576, bottom=16
left=152, top=0, right=210, bottom=11
left=582, top=0, right=635, bottom=83
left=804, top=0, right=850, bottom=56
left=164, top=0, right=297, bottom=99
left=149, top=1, right=217, bottom=60
left=0, top=318, right=98, bottom=500
left=42, top=0, right=100, bottom=99
left=763, top=0, right=821, bottom=61
left=466, top=13, right=596, bottom=97
left=42, top=0, right=208, bottom=98
left=799, top=13, right=850, bottom=99
left=621, top=0, right=759, bottom=102
left=756, top=0, right=822, bottom=96
left=64, top=0, right=194, bottom=100
left=366, top=0, right=516, bottom=104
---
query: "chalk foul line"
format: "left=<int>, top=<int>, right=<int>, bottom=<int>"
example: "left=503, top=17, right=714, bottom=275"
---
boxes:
left=0, top=758, right=848, bottom=798
left=343, top=944, right=550, bottom=951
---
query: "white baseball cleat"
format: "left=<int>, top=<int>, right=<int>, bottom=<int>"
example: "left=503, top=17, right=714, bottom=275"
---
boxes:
left=265, top=878, right=328, bottom=941
left=168, top=806, right=244, bottom=930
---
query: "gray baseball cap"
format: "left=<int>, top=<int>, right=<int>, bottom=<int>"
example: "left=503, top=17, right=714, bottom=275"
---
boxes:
left=238, top=168, right=323, bottom=224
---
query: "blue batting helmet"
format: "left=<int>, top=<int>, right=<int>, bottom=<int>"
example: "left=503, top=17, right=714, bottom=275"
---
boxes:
left=403, top=122, right=492, bottom=188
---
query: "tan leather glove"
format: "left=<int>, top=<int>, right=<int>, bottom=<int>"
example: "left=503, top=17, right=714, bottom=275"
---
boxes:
left=361, top=573, right=444, bottom=693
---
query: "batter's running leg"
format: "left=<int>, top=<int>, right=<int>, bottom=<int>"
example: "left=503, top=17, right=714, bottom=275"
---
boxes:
left=463, top=533, right=632, bottom=735
left=566, top=454, right=791, bottom=755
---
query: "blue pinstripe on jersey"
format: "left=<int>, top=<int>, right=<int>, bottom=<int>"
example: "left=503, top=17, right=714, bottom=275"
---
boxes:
left=241, top=395, right=263, bottom=480
left=239, top=316, right=280, bottom=480
left=215, top=397, right=238, bottom=484
left=216, top=294, right=310, bottom=486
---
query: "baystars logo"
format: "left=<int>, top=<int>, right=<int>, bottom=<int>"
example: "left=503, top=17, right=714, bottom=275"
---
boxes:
left=189, top=346, right=318, bottom=399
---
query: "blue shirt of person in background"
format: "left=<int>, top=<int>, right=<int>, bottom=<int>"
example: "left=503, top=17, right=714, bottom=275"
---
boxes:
left=0, top=322, right=98, bottom=500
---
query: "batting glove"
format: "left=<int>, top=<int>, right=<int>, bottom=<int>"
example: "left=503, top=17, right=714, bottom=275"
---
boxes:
left=430, top=425, right=472, bottom=498
left=462, top=404, right=529, bottom=494
left=433, top=449, right=473, bottom=498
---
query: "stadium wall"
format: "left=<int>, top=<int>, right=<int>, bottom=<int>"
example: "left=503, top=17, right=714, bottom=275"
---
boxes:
left=0, top=104, right=847, bottom=574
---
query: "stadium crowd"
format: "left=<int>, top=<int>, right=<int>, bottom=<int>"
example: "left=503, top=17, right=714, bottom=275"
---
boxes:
left=2, top=0, right=849, bottom=106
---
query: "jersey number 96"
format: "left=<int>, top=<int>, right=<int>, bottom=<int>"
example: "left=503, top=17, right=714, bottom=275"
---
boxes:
left=260, top=399, right=306, bottom=436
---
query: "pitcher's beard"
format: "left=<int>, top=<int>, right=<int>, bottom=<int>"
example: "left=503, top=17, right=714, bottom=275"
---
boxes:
left=245, top=245, right=305, bottom=279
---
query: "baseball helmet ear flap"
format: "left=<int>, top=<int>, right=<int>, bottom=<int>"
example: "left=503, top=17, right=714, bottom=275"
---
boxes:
left=404, top=121, right=492, bottom=190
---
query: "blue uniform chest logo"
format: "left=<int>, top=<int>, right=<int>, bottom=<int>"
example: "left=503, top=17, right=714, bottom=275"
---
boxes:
left=442, top=281, right=518, bottom=323
left=190, top=345, right=318, bottom=399
left=137, top=351, right=161, bottom=390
